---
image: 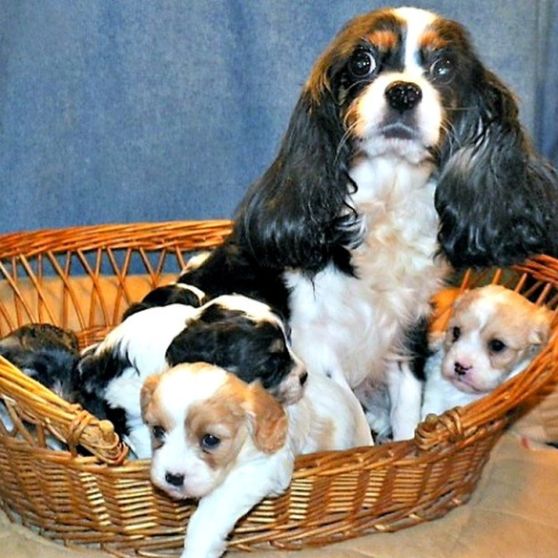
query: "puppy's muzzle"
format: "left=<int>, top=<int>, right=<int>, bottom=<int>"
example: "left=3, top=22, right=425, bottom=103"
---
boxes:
left=275, top=362, right=308, bottom=405
left=454, top=361, right=472, bottom=377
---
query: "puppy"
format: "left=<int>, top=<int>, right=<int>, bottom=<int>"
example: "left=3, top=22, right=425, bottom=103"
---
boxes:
left=141, top=362, right=372, bottom=558
left=76, top=295, right=307, bottom=458
left=421, top=285, right=553, bottom=420
left=177, top=7, right=558, bottom=441
left=0, top=323, right=80, bottom=401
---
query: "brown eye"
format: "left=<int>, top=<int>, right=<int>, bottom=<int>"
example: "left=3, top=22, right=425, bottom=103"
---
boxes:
left=488, top=339, right=506, bottom=353
left=451, top=326, right=461, bottom=342
left=200, top=434, right=221, bottom=451
left=348, top=49, right=376, bottom=78
left=430, top=56, right=454, bottom=82
left=152, top=425, right=166, bottom=442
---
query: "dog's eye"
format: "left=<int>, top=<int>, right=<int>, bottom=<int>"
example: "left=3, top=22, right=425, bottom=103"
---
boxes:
left=347, top=49, right=376, bottom=78
left=200, top=433, right=221, bottom=451
left=451, top=326, right=461, bottom=342
left=152, top=425, right=166, bottom=441
left=488, top=339, right=506, bottom=353
left=430, top=56, right=454, bottom=83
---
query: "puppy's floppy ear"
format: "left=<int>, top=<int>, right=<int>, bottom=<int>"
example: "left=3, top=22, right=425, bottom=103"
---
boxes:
left=244, top=382, right=287, bottom=454
left=140, top=375, right=160, bottom=420
left=527, top=307, right=553, bottom=347
left=234, top=84, right=358, bottom=274
left=435, top=66, right=558, bottom=268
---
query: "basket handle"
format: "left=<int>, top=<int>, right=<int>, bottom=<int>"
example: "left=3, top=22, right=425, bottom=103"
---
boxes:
left=0, top=355, right=129, bottom=465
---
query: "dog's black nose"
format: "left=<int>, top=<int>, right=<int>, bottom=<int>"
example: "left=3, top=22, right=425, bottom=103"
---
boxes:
left=385, top=81, right=422, bottom=112
left=165, top=472, right=185, bottom=487
left=454, top=362, right=471, bottom=377
left=299, top=371, right=308, bottom=386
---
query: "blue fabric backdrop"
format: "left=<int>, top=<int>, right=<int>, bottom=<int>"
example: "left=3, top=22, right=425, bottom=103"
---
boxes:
left=1, top=1, right=556, bottom=234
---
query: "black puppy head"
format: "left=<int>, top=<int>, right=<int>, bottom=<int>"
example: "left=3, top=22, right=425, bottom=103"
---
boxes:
left=165, top=301, right=306, bottom=404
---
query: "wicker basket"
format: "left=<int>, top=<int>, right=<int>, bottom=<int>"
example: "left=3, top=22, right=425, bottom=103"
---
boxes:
left=0, top=220, right=556, bottom=557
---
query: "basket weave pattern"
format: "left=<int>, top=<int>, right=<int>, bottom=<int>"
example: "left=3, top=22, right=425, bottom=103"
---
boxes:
left=0, top=220, right=556, bottom=556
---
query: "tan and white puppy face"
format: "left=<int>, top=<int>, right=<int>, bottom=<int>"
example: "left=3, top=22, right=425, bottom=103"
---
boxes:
left=441, top=286, right=552, bottom=394
left=141, top=363, right=288, bottom=500
left=307, top=7, right=480, bottom=164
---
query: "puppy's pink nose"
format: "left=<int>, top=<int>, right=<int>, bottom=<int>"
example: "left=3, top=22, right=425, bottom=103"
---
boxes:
left=454, top=362, right=471, bottom=377
left=165, top=472, right=185, bottom=487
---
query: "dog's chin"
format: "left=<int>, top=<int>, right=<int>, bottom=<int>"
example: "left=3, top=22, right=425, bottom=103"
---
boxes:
left=152, top=476, right=212, bottom=501
left=447, top=375, right=487, bottom=395
left=381, top=123, right=419, bottom=141
left=359, top=131, right=433, bottom=165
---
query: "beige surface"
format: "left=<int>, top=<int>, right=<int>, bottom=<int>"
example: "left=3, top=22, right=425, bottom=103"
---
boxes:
left=1, top=431, right=557, bottom=558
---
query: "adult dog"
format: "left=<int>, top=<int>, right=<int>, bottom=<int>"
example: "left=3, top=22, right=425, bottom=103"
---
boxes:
left=180, top=7, right=558, bottom=440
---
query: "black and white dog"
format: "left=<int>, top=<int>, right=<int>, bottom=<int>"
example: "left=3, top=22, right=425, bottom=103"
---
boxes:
left=177, top=7, right=558, bottom=440
left=76, top=295, right=307, bottom=458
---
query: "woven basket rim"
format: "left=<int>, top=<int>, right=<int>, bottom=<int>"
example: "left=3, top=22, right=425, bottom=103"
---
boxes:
left=0, top=221, right=556, bottom=462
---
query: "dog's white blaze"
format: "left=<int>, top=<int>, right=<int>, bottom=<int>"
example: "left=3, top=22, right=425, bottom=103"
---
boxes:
left=158, top=364, right=229, bottom=419
left=396, top=7, right=437, bottom=69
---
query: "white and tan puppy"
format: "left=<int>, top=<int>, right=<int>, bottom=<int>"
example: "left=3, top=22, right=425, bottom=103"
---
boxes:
left=141, top=362, right=372, bottom=558
left=422, top=285, right=553, bottom=420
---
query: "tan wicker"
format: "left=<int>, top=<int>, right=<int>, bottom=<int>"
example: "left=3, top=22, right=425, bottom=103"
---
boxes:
left=0, top=220, right=556, bottom=557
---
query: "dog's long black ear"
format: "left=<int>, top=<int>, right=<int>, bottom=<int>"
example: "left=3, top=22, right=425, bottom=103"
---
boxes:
left=435, top=67, right=558, bottom=269
left=234, top=87, right=357, bottom=274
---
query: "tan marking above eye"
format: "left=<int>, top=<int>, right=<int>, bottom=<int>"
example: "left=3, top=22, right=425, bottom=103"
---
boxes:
left=419, top=29, right=449, bottom=51
left=368, top=30, right=398, bottom=51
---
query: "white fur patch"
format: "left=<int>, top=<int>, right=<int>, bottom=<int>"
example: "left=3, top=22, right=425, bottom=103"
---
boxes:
left=395, top=7, right=437, bottom=69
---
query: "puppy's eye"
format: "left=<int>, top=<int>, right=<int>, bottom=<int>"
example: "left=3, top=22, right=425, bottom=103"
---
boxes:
left=152, top=425, right=166, bottom=441
left=451, top=326, right=461, bottom=342
left=347, top=49, right=376, bottom=78
left=430, top=56, right=454, bottom=82
left=200, top=434, right=221, bottom=451
left=488, top=339, right=506, bottom=353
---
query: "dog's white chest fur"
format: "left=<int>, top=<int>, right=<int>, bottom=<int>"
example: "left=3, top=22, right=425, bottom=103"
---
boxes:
left=286, top=157, right=448, bottom=389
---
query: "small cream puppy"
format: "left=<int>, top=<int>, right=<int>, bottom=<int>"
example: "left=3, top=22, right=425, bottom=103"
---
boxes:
left=141, top=363, right=372, bottom=558
left=422, top=285, right=553, bottom=419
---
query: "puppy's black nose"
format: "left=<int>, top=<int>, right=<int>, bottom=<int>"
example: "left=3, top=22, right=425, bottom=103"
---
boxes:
left=165, top=472, right=185, bottom=487
left=454, top=362, right=471, bottom=377
left=299, top=371, right=308, bottom=386
left=385, top=81, right=422, bottom=112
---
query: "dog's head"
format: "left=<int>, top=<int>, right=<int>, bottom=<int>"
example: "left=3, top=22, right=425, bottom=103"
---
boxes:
left=236, top=7, right=558, bottom=271
left=441, top=285, right=552, bottom=393
left=141, top=363, right=288, bottom=499
left=0, top=323, right=80, bottom=400
left=166, top=294, right=308, bottom=405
